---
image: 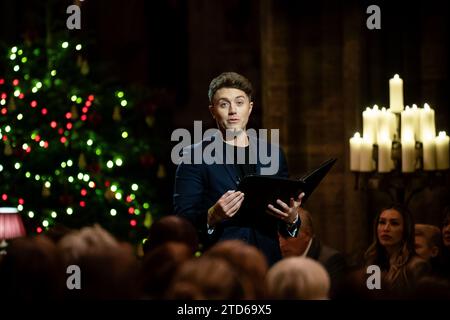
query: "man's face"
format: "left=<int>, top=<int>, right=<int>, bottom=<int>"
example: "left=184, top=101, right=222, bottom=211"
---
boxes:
left=209, top=88, right=253, bottom=133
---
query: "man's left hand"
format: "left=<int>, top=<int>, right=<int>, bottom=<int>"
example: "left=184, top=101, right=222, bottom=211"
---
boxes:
left=266, top=192, right=305, bottom=224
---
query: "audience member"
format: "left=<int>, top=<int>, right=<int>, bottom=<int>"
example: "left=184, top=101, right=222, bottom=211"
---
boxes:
left=279, top=208, right=346, bottom=297
left=142, top=215, right=199, bottom=255
left=58, top=224, right=139, bottom=299
left=415, top=224, right=441, bottom=261
left=0, top=235, right=64, bottom=300
left=415, top=223, right=447, bottom=279
left=204, top=239, right=269, bottom=299
left=266, top=256, right=330, bottom=300
left=140, top=241, right=193, bottom=299
left=364, top=204, right=430, bottom=297
left=45, top=223, right=73, bottom=244
left=165, top=256, right=248, bottom=299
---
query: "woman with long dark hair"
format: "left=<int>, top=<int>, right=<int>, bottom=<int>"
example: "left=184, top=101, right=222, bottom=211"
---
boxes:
left=364, top=204, right=430, bottom=295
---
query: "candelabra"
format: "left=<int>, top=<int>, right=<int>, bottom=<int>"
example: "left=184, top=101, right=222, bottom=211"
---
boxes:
left=353, top=142, right=449, bottom=205
left=349, top=74, right=450, bottom=205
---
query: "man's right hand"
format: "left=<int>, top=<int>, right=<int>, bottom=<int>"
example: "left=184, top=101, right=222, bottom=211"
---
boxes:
left=207, top=190, right=245, bottom=227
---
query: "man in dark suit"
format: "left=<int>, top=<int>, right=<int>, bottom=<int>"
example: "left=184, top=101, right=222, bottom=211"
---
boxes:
left=173, top=72, right=303, bottom=265
left=279, top=208, right=346, bottom=296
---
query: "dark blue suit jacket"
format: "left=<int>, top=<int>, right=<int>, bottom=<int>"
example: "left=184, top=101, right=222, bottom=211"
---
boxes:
left=173, top=131, right=293, bottom=265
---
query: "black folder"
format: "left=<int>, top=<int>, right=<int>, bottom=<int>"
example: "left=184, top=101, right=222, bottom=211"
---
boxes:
left=236, top=158, right=337, bottom=215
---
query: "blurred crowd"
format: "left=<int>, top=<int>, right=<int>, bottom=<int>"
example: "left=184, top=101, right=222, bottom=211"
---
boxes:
left=0, top=205, right=449, bottom=300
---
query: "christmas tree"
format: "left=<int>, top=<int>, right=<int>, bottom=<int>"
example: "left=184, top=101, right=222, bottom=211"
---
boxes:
left=0, top=36, right=170, bottom=242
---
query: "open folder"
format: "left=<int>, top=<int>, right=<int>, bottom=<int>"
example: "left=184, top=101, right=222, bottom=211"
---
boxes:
left=236, top=158, right=337, bottom=220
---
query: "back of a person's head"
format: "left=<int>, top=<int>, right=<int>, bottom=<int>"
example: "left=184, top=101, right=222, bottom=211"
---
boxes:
left=0, top=235, right=64, bottom=300
left=166, top=256, right=246, bottom=300
left=141, top=242, right=193, bottom=299
left=57, top=225, right=138, bottom=299
left=44, top=223, right=73, bottom=244
left=73, top=248, right=138, bottom=299
left=143, top=215, right=199, bottom=255
left=266, top=256, right=330, bottom=300
left=204, top=240, right=268, bottom=299
left=57, top=224, right=123, bottom=264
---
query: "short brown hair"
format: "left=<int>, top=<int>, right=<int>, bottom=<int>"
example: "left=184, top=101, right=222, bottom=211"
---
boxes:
left=208, top=72, right=253, bottom=104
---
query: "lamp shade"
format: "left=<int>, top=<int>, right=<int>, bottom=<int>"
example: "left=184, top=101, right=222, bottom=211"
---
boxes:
left=0, top=207, right=26, bottom=240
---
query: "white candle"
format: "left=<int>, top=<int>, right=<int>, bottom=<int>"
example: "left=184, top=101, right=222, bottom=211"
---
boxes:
left=360, top=137, right=375, bottom=172
left=401, top=106, right=415, bottom=142
left=422, top=136, right=436, bottom=171
left=377, top=107, right=392, bottom=143
left=402, top=132, right=416, bottom=173
left=389, top=74, right=404, bottom=113
left=363, top=107, right=376, bottom=144
left=349, top=132, right=362, bottom=171
left=388, top=111, right=398, bottom=140
left=378, top=137, right=393, bottom=173
left=435, top=131, right=449, bottom=170
left=411, top=104, right=421, bottom=141
left=420, top=103, right=436, bottom=142
left=372, top=105, right=380, bottom=144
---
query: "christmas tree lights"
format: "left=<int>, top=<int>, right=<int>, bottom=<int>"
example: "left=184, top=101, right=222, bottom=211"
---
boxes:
left=0, top=39, right=167, bottom=242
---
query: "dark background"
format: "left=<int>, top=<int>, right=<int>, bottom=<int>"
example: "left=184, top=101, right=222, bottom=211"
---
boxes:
left=1, top=0, right=449, bottom=263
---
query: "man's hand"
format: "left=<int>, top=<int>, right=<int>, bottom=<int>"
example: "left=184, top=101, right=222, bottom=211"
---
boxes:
left=208, top=190, right=245, bottom=227
left=266, top=192, right=305, bottom=224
